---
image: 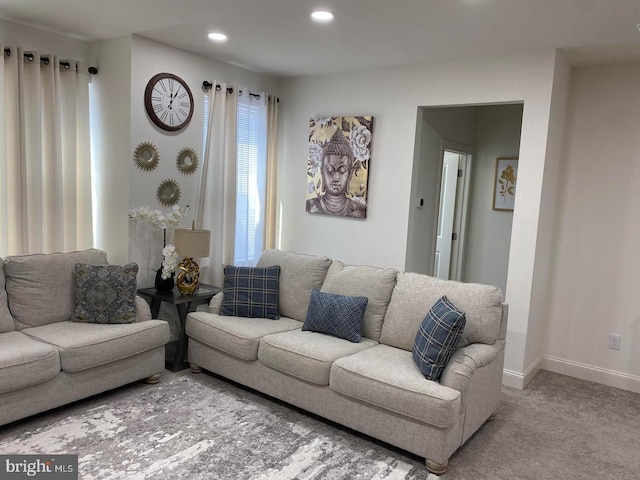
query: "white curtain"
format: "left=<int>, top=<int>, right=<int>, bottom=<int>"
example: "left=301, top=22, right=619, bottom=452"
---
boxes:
left=195, top=83, right=238, bottom=286
left=0, top=46, right=92, bottom=256
left=265, top=94, right=279, bottom=250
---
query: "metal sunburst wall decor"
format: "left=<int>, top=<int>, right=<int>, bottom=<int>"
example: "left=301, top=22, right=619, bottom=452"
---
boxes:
left=176, top=147, right=199, bottom=175
left=133, top=142, right=160, bottom=172
left=156, top=179, right=181, bottom=207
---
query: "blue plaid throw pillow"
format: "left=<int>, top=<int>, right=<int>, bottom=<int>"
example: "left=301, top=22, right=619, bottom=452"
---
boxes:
left=221, top=265, right=280, bottom=319
left=302, top=289, right=368, bottom=343
left=412, top=295, right=466, bottom=381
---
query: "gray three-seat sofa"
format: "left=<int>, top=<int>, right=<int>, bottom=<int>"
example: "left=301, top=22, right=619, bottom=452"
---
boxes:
left=186, top=249, right=508, bottom=474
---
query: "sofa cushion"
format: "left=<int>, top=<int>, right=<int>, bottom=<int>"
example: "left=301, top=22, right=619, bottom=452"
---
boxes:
left=302, top=289, right=368, bottom=343
left=0, top=331, right=60, bottom=394
left=4, top=249, right=109, bottom=329
left=135, top=296, right=153, bottom=322
left=186, top=311, right=302, bottom=361
left=257, top=249, right=332, bottom=322
left=0, top=258, right=15, bottom=333
left=208, top=292, right=223, bottom=314
left=413, top=296, right=466, bottom=381
left=21, top=320, right=170, bottom=373
left=330, top=344, right=461, bottom=428
left=258, top=329, right=377, bottom=385
left=72, top=263, right=139, bottom=324
left=380, top=272, right=503, bottom=350
left=221, top=265, right=280, bottom=320
left=320, top=260, right=396, bottom=342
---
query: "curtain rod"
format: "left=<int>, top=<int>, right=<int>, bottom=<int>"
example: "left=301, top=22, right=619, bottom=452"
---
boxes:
left=3, top=47, right=98, bottom=74
left=202, top=80, right=279, bottom=103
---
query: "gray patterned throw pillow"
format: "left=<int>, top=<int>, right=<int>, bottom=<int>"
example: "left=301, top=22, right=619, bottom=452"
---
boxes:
left=302, top=289, right=368, bottom=343
left=72, top=263, right=139, bottom=324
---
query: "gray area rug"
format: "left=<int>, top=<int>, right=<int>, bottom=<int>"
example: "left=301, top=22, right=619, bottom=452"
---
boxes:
left=1, top=369, right=639, bottom=479
left=0, top=371, right=436, bottom=479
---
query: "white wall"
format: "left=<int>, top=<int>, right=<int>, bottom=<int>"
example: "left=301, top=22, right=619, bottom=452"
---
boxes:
left=543, top=61, right=640, bottom=393
left=464, top=104, right=523, bottom=294
left=423, top=107, right=477, bottom=146
left=0, top=19, right=90, bottom=60
left=278, top=50, right=561, bottom=385
left=128, top=36, right=280, bottom=287
left=89, top=36, right=133, bottom=265
left=526, top=53, right=571, bottom=378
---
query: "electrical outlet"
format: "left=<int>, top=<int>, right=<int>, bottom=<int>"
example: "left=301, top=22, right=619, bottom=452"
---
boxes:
left=609, top=334, right=622, bottom=350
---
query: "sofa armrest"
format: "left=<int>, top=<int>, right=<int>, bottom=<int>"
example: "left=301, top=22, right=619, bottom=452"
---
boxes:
left=439, top=340, right=505, bottom=409
left=135, top=295, right=152, bottom=322
left=208, top=292, right=223, bottom=314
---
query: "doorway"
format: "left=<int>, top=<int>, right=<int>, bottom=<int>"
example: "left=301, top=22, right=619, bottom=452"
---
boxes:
left=405, top=103, right=523, bottom=293
left=434, top=147, right=472, bottom=281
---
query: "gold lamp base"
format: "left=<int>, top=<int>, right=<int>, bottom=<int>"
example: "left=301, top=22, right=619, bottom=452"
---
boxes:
left=176, top=257, right=201, bottom=295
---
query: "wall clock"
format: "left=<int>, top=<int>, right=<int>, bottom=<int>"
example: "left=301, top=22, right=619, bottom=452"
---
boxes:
left=144, top=73, right=194, bottom=132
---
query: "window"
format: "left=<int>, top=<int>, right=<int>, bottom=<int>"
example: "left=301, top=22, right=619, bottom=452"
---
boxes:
left=201, top=90, right=267, bottom=267
left=235, top=94, right=267, bottom=266
left=202, top=94, right=209, bottom=156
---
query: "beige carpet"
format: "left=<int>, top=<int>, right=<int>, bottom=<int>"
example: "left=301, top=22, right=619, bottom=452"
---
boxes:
left=449, top=370, right=640, bottom=479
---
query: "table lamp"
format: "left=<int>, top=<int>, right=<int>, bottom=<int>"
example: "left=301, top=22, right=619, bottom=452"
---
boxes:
left=174, top=227, right=211, bottom=295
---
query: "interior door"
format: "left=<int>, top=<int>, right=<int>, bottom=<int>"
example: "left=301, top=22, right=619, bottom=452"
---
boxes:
left=434, top=151, right=459, bottom=279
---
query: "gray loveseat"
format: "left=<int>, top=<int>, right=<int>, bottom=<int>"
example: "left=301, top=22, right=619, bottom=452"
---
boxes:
left=186, top=249, right=508, bottom=474
left=0, top=249, right=170, bottom=427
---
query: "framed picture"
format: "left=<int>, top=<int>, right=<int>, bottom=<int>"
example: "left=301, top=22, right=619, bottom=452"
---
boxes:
left=493, top=157, right=518, bottom=211
left=306, top=116, right=373, bottom=219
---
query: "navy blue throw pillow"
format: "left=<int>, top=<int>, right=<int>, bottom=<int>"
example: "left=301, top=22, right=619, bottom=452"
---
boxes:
left=412, top=295, right=466, bottom=381
left=302, top=289, right=368, bottom=343
left=221, top=265, right=280, bottom=320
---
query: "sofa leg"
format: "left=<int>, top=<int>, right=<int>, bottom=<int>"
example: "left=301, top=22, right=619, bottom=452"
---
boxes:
left=190, top=363, right=202, bottom=373
left=145, top=373, right=161, bottom=385
left=425, top=459, right=448, bottom=475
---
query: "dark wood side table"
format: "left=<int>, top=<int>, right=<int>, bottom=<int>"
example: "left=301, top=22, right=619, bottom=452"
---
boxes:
left=137, top=283, right=221, bottom=372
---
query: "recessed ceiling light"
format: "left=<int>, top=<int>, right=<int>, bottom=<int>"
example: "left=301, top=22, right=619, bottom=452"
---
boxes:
left=208, top=32, right=228, bottom=42
left=311, top=10, right=335, bottom=23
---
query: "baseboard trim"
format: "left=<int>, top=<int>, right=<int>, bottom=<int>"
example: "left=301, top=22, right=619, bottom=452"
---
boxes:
left=540, top=355, right=640, bottom=394
left=502, top=356, right=542, bottom=390
left=503, top=356, right=640, bottom=393
left=523, top=356, right=543, bottom=387
left=502, top=369, right=525, bottom=389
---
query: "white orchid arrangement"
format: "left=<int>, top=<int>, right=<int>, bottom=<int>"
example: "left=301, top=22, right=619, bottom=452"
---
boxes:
left=128, top=204, right=190, bottom=229
left=160, top=244, right=180, bottom=279
left=129, top=204, right=190, bottom=278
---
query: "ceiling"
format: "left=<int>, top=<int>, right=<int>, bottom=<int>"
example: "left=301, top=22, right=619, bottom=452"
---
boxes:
left=1, top=0, right=640, bottom=78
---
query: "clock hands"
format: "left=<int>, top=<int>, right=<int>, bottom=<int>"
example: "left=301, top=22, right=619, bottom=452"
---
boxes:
left=167, top=86, right=181, bottom=110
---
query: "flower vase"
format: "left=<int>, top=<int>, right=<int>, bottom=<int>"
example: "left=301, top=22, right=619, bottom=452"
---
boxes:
left=155, top=267, right=175, bottom=292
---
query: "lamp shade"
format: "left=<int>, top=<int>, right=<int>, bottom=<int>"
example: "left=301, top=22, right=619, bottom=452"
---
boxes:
left=174, top=229, right=211, bottom=258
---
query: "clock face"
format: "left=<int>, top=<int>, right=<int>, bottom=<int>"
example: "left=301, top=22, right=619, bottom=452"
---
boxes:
left=144, top=73, right=194, bottom=131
